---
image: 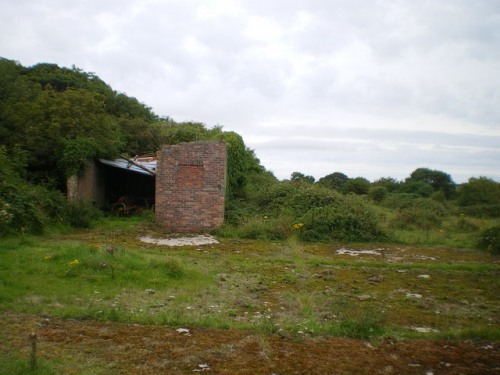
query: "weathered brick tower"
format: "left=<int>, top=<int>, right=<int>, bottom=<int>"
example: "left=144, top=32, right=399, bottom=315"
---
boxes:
left=155, top=141, right=227, bottom=232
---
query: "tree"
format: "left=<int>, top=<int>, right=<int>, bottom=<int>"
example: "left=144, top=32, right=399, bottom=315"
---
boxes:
left=457, top=177, right=500, bottom=206
left=407, top=168, right=456, bottom=199
left=372, top=177, right=400, bottom=192
left=342, top=177, right=370, bottom=195
left=399, top=180, right=434, bottom=197
left=317, top=172, right=348, bottom=190
left=291, top=172, right=315, bottom=184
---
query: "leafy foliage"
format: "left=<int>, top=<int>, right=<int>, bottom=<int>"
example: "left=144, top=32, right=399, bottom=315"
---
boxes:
left=317, top=172, right=348, bottom=190
left=399, top=180, right=434, bottom=197
left=65, top=200, right=103, bottom=228
left=368, top=186, right=387, bottom=203
left=298, top=195, right=386, bottom=242
left=0, top=146, right=66, bottom=235
left=342, top=177, right=370, bottom=195
left=227, top=182, right=387, bottom=242
left=476, top=226, right=500, bottom=255
left=290, top=171, right=315, bottom=184
left=372, top=177, right=400, bottom=192
left=458, top=177, right=500, bottom=205
left=406, top=167, right=456, bottom=198
left=2, top=57, right=498, bottom=245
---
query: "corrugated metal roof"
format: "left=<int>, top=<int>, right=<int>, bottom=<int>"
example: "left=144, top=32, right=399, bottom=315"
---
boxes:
left=99, top=156, right=157, bottom=176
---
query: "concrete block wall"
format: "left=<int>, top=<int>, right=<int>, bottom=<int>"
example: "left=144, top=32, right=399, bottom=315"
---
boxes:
left=67, top=163, right=104, bottom=206
left=155, top=141, right=226, bottom=232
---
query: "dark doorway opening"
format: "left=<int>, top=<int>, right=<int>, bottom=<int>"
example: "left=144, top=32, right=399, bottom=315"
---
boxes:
left=99, top=163, right=155, bottom=211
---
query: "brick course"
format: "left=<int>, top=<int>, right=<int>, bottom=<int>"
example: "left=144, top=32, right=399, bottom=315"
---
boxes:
left=155, top=141, right=227, bottom=232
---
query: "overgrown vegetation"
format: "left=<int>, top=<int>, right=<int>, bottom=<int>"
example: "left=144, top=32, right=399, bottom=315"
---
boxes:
left=0, top=57, right=499, bottom=374
left=0, top=217, right=498, bottom=343
left=1, top=57, right=499, bottom=247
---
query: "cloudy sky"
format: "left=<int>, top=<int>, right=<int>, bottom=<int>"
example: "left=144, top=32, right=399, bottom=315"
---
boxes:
left=1, top=0, right=499, bottom=182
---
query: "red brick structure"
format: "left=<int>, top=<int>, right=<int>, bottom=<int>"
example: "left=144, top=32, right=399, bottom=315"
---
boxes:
left=155, top=141, right=227, bottom=232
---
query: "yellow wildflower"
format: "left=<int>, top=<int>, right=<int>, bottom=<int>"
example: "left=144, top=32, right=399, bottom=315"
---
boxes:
left=43, top=255, right=54, bottom=261
left=69, top=259, right=80, bottom=267
left=292, top=223, right=304, bottom=230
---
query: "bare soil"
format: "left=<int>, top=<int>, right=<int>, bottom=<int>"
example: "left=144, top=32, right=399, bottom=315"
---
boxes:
left=2, top=313, right=499, bottom=374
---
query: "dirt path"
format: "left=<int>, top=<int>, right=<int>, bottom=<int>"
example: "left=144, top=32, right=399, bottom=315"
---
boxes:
left=2, top=313, right=499, bottom=374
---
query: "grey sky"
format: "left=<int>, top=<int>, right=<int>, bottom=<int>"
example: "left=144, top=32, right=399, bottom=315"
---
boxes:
left=1, top=0, right=499, bottom=182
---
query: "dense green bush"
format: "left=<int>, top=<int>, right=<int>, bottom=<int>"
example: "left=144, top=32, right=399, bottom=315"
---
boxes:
left=296, top=194, right=387, bottom=242
left=381, top=193, right=420, bottom=210
left=0, top=146, right=67, bottom=235
left=459, top=204, right=500, bottom=219
left=254, top=181, right=298, bottom=212
left=399, top=180, right=433, bottom=197
left=383, top=194, right=447, bottom=214
left=221, top=182, right=387, bottom=242
left=453, top=216, right=480, bottom=232
left=476, top=226, right=500, bottom=255
left=393, top=206, right=442, bottom=230
left=388, top=197, right=447, bottom=230
left=342, top=177, right=370, bottom=195
left=457, top=177, right=500, bottom=206
left=65, top=200, right=102, bottom=228
left=285, top=185, right=342, bottom=216
left=368, top=186, right=387, bottom=203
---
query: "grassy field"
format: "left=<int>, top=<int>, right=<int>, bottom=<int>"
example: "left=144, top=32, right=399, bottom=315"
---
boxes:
left=1, top=216, right=499, bottom=373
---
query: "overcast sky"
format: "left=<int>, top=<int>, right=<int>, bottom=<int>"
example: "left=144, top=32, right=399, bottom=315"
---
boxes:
left=1, top=0, right=499, bottom=182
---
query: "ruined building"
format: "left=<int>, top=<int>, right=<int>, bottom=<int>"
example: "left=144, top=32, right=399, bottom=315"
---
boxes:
left=67, top=141, right=227, bottom=233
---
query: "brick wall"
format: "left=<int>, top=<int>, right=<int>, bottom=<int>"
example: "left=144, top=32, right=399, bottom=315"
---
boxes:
left=155, top=141, right=227, bottom=232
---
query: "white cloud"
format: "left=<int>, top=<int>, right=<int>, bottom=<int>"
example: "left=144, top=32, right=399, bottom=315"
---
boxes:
left=1, top=0, right=499, bottom=182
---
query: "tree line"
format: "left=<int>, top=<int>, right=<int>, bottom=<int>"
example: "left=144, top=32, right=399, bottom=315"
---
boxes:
left=290, top=168, right=500, bottom=217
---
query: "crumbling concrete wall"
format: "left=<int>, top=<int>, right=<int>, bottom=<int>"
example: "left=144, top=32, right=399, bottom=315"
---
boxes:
left=67, top=163, right=104, bottom=206
left=155, top=141, right=226, bottom=232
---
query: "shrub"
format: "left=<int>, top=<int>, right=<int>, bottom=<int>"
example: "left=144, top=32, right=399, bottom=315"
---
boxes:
left=342, top=177, right=370, bottom=195
left=217, top=215, right=292, bottom=241
left=399, top=180, right=434, bottom=197
left=454, top=217, right=480, bottom=232
left=0, top=177, right=66, bottom=236
left=393, top=206, right=442, bottom=230
left=285, top=185, right=342, bottom=216
left=298, top=195, right=387, bottom=242
left=476, top=226, right=500, bottom=255
left=457, top=177, right=500, bottom=207
left=0, top=145, right=69, bottom=235
left=381, top=193, right=420, bottom=210
left=459, top=204, right=500, bottom=218
left=389, top=197, right=447, bottom=230
left=368, top=186, right=387, bottom=203
left=66, top=200, right=102, bottom=228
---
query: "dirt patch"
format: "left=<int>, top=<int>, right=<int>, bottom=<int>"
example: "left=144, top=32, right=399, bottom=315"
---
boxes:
left=1, top=313, right=499, bottom=374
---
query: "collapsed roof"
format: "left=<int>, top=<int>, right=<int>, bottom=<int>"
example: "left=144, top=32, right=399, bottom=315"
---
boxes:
left=99, top=155, right=157, bottom=176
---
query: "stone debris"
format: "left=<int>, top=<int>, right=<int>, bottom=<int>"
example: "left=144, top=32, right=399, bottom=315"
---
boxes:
left=367, top=274, right=384, bottom=283
left=193, top=363, right=210, bottom=372
left=176, top=328, right=191, bottom=336
left=336, top=248, right=383, bottom=256
left=139, top=235, right=219, bottom=246
left=357, top=295, right=372, bottom=301
left=418, top=274, right=431, bottom=279
left=416, top=255, right=438, bottom=260
left=406, top=293, right=422, bottom=299
left=412, top=327, right=439, bottom=333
